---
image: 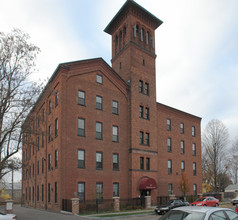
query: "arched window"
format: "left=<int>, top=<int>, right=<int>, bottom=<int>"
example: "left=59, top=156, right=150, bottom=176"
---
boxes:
left=141, top=28, right=144, bottom=41
left=134, top=24, right=139, bottom=37
left=146, top=31, right=149, bottom=44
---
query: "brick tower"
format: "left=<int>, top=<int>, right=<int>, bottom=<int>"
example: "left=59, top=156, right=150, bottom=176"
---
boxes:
left=105, top=0, right=163, bottom=199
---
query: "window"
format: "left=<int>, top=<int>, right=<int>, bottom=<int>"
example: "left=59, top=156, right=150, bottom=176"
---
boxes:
left=139, top=131, right=144, bottom=145
left=42, top=184, right=44, bottom=202
left=96, top=152, right=103, bottom=169
left=139, top=80, right=143, bottom=93
left=167, top=119, right=171, bottom=131
left=146, top=158, right=150, bottom=170
left=145, top=107, right=149, bottom=120
left=113, top=183, right=119, bottom=197
left=181, top=161, right=185, bottom=172
left=193, top=184, right=197, bottom=196
left=55, top=150, right=58, bottom=168
left=37, top=136, right=39, bottom=151
left=96, top=96, right=103, bottom=110
left=113, top=153, right=119, bottom=170
left=168, top=160, right=172, bottom=174
left=112, top=126, right=119, bottom=142
left=48, top=125, right=52, bottom=142
left=167, top=138, right=172, bottom=152
left=32, top=164, right=34, bottom=177
left=140, top=28, right=144, bottom=41
left=210, top=211, right=226, bottom=220
left=192, top=126, right=196, bottom=137
left=48, top=154, right=51, bottom=171
left=96, top=122, right=102, bottom=140
left=55, top=91, right=58, bottom=107
left=78, top=150, right=85, bottom=168
left=55, top=182, right=58, bottom=203
left=32, top=186, right=34, bottom=202
left=42, top=109, right=45, bottom=122
left=193, top=162, right=197, bottom=176
left=145, top=83, right=149, bottom=95
left=29, top=187, right=31, bottom=201
left=133, top=24, right=139, bottom=37
left=96, top=74, right=103, bottom=84
left=139, top=106, right=143, bottom=118
left=78, top=182, right=85, bottom=202
left=181, top=141, right=185, bottom=154
left=78, top=118, right=85, bottom=136
left=96, top=183, right=103, bottom=203
left=55, top=118, right=58, bottom=137
left=37, top=160, right=39, bottom=175
left=49, top=100, right=52, bottom=114
left=48, top=183, right=51, bottom=203
left=78, top=90, right=85, bottom=106
left=140, top=157, right=144, bottom=170
left=192, top=143, right=196, bottom=156
left=112, top=101, right=118, bottom=114
left=42, top=158, right=45, bottom=173
left=146, top=31, right=149, bottom=44
left=42, top=132, right=45, bottom=148
left=180, top=123, right=184, bottom=134
left=145, top=133, right=150, bottom=146
left=226, top=211, right=238, bottom=220
left=168, top=184, right=173, bottom=195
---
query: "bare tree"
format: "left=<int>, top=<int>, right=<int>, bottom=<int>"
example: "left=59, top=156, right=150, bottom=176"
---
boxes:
left=227, top=136, right=238, bottom=184
left=202, top=119, right=229, bottom=192
left=0, top=28, right=42, bottom=180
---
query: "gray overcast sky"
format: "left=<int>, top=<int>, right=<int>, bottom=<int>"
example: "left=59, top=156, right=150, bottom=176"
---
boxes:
left=1, top=1, right=238, bottom=182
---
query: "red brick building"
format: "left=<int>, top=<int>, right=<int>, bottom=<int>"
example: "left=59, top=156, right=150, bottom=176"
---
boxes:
left=22, top=0, right=202, bottom=211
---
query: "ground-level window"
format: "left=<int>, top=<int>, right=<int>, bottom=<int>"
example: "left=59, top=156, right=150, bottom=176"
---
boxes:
left=48, top=183, right=51, bottom=203
left=168, top=184, right=173, bottom=195
left=55, top=182, right=58, bottom=203
left=193, top=184, right=197, bottom=196
left=78, top=182, right=85, bottom=203
left=113, top=183, right=119, bottom=197
left=96, top=183, right=103, bottom=203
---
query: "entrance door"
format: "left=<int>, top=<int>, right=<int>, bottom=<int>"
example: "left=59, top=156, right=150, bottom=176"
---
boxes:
left=140, top=190, right=150, bottom=208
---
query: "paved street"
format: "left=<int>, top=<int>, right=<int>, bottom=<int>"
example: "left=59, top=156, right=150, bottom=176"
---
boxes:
left=14, top=205, right=160, bottom=220
left=13, top=205, right=236, bottom=220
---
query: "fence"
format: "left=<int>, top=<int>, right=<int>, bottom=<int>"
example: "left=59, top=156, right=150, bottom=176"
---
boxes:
left=157, top=195, right=199, bottom=205
left=79, top=199, right=114, bottom=214
left=62, top=199, right=72, bottom=212
left=120, top=198, right=143, bottom=210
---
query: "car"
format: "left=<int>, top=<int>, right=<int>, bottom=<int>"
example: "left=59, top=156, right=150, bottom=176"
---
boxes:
left=160, top=206, right=238, bottom=220
left=232, top=196, right=238, bottom=205
left=0, top=212, right=17, bottom=219
left=191, top=196, right=219, bottom=207
left=154, top=199, right=189, bottom=215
